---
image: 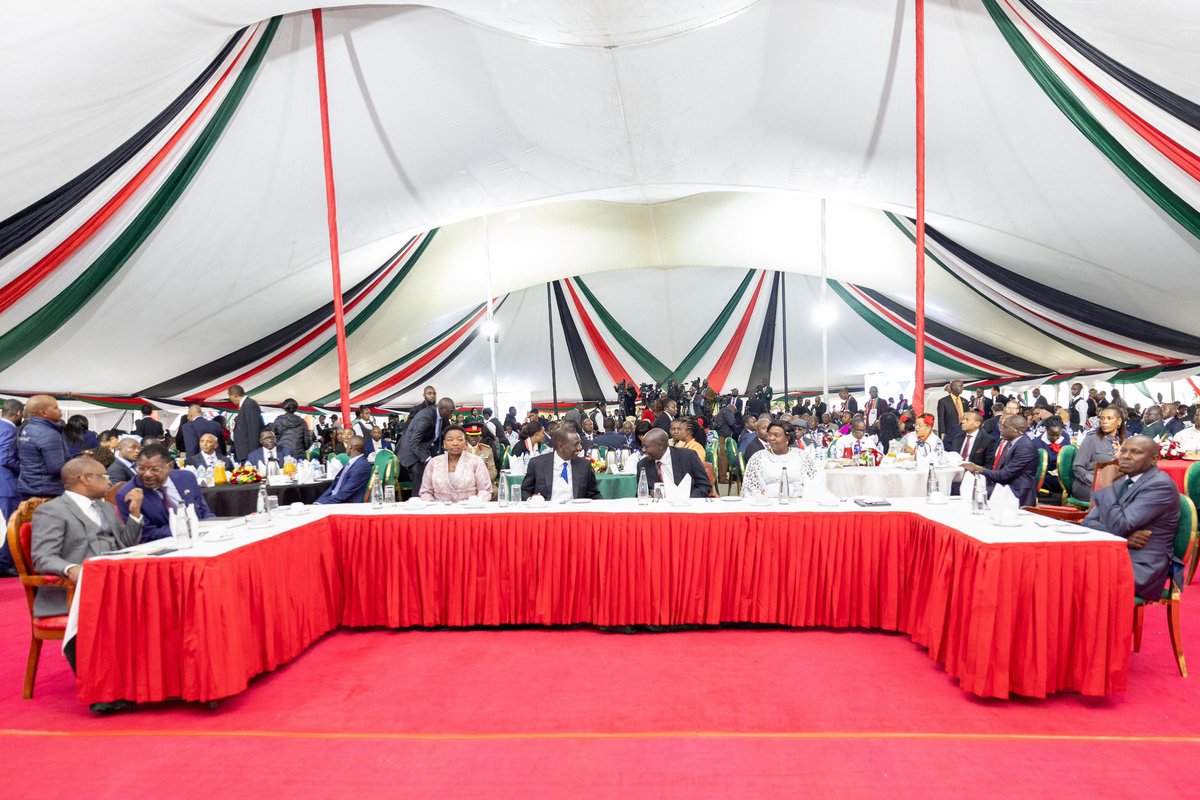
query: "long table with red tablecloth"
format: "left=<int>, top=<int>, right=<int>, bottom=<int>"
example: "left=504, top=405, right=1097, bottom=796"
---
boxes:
left=1157, top=459, right=1195, bottom=493
left=72, top=499, right=1134, bottom=704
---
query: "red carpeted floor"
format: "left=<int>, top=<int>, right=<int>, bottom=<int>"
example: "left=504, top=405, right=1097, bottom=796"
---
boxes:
left=2, top=578, right=1197, bottom=798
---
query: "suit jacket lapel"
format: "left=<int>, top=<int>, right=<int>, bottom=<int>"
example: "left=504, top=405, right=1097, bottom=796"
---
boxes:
left=62, top=497, right=102, bottom=550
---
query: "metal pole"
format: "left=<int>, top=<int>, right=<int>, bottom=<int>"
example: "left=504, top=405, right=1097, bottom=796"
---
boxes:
left=483, top=216, right=499, bottom=411
left=781, top=270, right=789, bottom=410
left=914, top=0, right=927, bottom=415
left=547, top=282, right=559, bottom=417
left=820, top=199, right=829, bottom=405
left=312, top=9, right=352, bottom=425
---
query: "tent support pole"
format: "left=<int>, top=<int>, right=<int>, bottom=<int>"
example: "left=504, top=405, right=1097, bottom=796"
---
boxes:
left=312, top=9, right=352, bottom=425
left=914, top=0, right=927, bottom=415
left=781, top=270, right=789, bottom=411
left=547, top=282, right=559, bottom=417
left=483, top=216, right=499, bottom=413
left=820, top=199, right=829, bottom=406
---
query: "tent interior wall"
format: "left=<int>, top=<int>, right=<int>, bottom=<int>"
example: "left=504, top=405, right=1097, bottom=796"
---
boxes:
left=2, top=1, right=1199, bottom=413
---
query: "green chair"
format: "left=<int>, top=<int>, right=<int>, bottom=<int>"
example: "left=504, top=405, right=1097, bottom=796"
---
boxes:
left=1033, top=448, right=1048, bottom=504
left=1057, top=445, right=1089, bottom=510
left=1185, top=462, right=1200, bottom=584
left=597, top=445, right=608, bottom=459
left=705, top=440, right=718, bottom=468
left=1133, top=494, right=1198, bottom=677
left=724, top=437, right=743, bottom=494
left=331, top=452, right=350, bottom=466
left=363, top=449, right=398, bottom=500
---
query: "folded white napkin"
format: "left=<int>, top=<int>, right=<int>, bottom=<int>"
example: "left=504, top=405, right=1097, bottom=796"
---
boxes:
left=665, top=474, right=692, bottom=500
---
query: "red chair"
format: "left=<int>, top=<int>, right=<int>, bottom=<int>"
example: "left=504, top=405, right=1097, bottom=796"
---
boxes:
left=6, top=498, right=74, bottom=699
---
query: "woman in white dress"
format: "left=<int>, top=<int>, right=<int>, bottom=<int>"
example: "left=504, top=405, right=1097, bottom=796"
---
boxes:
left=902, top=413, right=945, bottom=460
left=742, top=420, right=818, bottom=498
left=419, top=426, right=493, bottom=502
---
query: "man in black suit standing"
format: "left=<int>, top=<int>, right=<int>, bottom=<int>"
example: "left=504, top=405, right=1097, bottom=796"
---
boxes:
left=1082, top=435, right=1181, bottom=601
left=132, top=404, right=164, bottom=439
left=228, top=385, right=263, bottom=463
left=636, top=429, right=712, bottom=498
left=180, top=403, right=226, bottom=457
left=936, top=380, right=967, bottom=444
left=836, top=388, right=858, bottom=416
left=945, top=411, right=995, bottom=496
left=653, top=399, right=678, bottom=434
left=1031, top=388, right=1051, bottom=409
left=962, top=415, right=1039, bottom=507
left=520, top=429, right=602, bottom=501
left=399, top=397, right=455, bottom=492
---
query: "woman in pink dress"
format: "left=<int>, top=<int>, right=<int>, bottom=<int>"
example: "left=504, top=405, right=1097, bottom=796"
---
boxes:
left=419, top=425, right=493, bottom=502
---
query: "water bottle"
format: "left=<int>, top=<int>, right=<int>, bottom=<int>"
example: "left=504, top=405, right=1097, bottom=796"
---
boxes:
left=498, top=470, right=511, bottom=507
left=636, top=469, right=650, bottom=506
left=370, top=477, right=384, bottom=508
left=779, top=467, right=791, bottom=505
left=258, top=483, right=271, bottom=520
left=926, top=465, right=938, bottom=498
left=971, top=476, right=987, bottom=515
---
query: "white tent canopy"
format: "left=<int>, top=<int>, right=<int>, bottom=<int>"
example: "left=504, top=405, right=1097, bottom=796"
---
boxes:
left=2, top=1, right=1199, bottom=406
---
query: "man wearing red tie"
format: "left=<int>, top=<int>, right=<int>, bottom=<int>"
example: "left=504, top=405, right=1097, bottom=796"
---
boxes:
left=862, top=386, right=887, bottom=429
left=962, top=415, right=1039, bottom=507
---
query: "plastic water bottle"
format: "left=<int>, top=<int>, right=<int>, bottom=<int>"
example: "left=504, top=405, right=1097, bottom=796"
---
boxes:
left=370, top=478, right=384, bottom=508
left=258, top=483, right=271, bottom=520
left=926, top=465, right=938, bottom=498
left=636, top=469, right=650, bottom=506
left=971, top=478, right=987, bottom=515
left=498, top=470, right=511, bottom=507
left=779, top=467, right=791, bottom=505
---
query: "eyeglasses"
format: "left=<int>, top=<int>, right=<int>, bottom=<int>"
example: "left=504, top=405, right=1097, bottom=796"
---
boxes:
left=82, top=472, right=110, bottom=481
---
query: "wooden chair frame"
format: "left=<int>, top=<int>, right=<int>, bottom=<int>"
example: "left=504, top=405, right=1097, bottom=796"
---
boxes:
left=1133, top=494, right=1198, bottom=678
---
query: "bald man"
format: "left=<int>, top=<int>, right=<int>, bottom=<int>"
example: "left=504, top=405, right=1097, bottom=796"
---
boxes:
left=16, top=394, right=70, bottom=500
left=636, top=428, right=712, bottom=499
left=180, top=403, right=226, bottom=457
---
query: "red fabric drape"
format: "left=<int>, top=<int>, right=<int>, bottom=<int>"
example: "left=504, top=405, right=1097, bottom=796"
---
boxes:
left=75, top=512, right=1133, bottom=704
left=561, top=279, right=635, bottom=387
left=707, top=271, right=768, bottom=392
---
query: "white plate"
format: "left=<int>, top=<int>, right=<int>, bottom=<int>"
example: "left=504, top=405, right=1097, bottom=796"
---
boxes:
left=285, top=507, right=310, bottom=516
left=1054, top=524, right=1089, bottom=534
left=571, top=498, right=592, bottom=504
left=246, top=517, right=273, bottom=529
left=992, top=519, right=1022, bottom=528
left=719, top=496, right=743, bottom=503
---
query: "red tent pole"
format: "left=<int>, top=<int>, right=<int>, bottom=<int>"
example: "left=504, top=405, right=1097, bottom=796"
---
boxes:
left=312, top=9, right=352, bottom=425
left=913, top=0, right=927, bottom=416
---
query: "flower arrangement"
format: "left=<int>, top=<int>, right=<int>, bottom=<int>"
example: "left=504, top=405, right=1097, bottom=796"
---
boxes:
left=230, top=464, right=263, bottom=484
left=1159, top=437, right=1184, bottom=460
left=589, top=457, right=607, bottom=474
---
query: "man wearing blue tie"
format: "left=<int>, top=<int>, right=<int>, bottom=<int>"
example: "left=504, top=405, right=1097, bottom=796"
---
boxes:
left=315, top=437, right=372, bottom=504
left=520, top=430, right=602, bottom=501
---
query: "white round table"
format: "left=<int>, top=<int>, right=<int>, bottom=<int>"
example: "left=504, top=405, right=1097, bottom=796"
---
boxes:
left=823, top=465, right=964, bottom=499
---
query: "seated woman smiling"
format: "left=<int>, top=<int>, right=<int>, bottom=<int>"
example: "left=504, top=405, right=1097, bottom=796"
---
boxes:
left=419, top=425, right=493, bottom=502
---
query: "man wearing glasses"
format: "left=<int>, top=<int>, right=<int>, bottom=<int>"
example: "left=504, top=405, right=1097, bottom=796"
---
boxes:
left=115, top=443, right=213, bottom=542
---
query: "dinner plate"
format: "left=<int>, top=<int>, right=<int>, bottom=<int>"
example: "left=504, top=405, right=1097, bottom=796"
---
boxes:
left=571, top=498, right=592, bottom=504
left=992, top=519, right=1022, bottom=528
left=1054, top=524, right=1089, bottom=534
left=719, top=496, right=743, bottom=502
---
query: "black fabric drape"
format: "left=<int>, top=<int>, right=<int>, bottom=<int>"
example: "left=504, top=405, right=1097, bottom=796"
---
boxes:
left=0, top=28, right=248, bottom=261
left=140, top=236, right=417, bottom=397
left=552, top=282, right=605, bottom=402
left=923, top=223, right=1200, bottom=356
left=747, top=271, right=781, bottom=390
left=854, top=285, right=1051, bottom=375
left=1017, top=0, right=1200, bottom=131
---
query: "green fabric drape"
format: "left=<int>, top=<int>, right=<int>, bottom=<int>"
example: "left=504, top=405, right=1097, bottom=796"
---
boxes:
left=0, top=18, right=282, bottom=373
left=1108, top=366, right=1164, bottom=384
left=249, top=230, right=439, bottom=398
left=984, top=0, right=1200, bottom=241
left=828, top=281, right=987, bottom=377
left=670, top=269, right=757, bottom=383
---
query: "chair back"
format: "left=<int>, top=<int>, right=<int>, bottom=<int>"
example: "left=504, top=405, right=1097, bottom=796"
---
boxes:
left=1058, top=444, right=1077, bottom=498
left=1172, top=494, right=1198, bottom=593
left=365, top=450, right=398, bottom=500
left=105, top=480, right=125, bottom=507
left=1034, top=448, right=1048, bottom=497
left=705, top=440, right=718, bottom=467
left=1184, top=461, right=1200, bottom=517
left=725, top=437, right=742, bottom=477
left=597, top=445, right=608, bottom=458
left=703, top=462, right=718, bottom=498
left=6, top=498, right=49, bottom=615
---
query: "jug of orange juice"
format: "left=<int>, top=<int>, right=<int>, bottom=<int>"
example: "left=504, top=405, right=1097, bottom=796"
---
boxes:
left=213, top=463, right=227, bottom=485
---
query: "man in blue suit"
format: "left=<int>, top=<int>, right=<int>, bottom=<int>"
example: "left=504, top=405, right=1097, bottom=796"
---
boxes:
left=115, top=443, right=214, bottom=542
left=1083, top=435, right=1181, bottom=601
left=962, top=414, right=1039, bottom=507
left=242, top=429, right=293, bottom=469
left=315, top=437, right=371, bottom=504
left=0, top=398, right=25, bottom=573
left=180, top=403, right=227, bottom=457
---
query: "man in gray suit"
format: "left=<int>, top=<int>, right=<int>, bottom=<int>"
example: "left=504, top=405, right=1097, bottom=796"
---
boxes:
left=31, top=457, right=144, bottom=618
left=1082, top=435, right=1181, bottom=601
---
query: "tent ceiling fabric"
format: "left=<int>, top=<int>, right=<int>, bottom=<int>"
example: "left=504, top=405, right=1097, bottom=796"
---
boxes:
left=1, top=1, right=1198, bottom=403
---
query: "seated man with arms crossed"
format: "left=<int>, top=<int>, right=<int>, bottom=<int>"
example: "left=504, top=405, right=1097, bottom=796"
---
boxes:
left=521, top=429, right=602, bottom=501
left=32, top=457, right=144, bottom=677
left=1082, top=435, right=1181, bottom=601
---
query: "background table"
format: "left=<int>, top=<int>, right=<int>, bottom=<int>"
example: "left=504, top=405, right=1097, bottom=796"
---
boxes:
left=504, top=470, right=637, bottom=500
left=201, top=480, right=333, bottom=516
left=73, top=499, right=1133, bottom=705
left=1157, top=459, right=1195, bottom=492
left=823, top=465, right=963, bottom=498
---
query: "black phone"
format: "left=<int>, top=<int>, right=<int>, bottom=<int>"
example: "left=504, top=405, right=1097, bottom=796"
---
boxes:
left=853, top=498, right=891, bottom=507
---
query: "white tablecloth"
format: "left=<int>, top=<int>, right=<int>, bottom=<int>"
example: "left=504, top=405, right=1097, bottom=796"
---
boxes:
left=823, top=465, right=964, bottom=498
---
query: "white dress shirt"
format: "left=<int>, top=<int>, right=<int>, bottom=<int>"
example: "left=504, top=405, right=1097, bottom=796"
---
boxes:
left=550, top=454, right=574, bottom=503
left=653, top=449, right=675, bottom=489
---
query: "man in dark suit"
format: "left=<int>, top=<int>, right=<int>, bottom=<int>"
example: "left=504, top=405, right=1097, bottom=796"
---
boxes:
left=742, top=415, right=768, bottom=458
left=31, top=457, right=145, bottom=617
left=399, top=397, right=455, bottom=492
left=1031, top=388, right=1051, bottom=409
left=180, top=404, right=226, bottom=457
left=115, top=444, right=213, bottom=542
left=132, top=404, right=164, bottom=439
left=106, top=436, right=140, bottom=483
left=636, top=429, right=712, bottom=498
left=945, top=411, right=995, bottom=496
left=1083, top=435, right=1181, bottom=601
left=186, top=433, right=235, bottom=471
left=593, top=418, right=628, bottom=451
left=0, top=398, right=23, bottom=574
left=962, top=415, right=1039, bottom=507
left=862, top=386, right=887, bottom=429
left=243, top=429, right=294, bottom=469
left=520, top=430, right=602, bottom=501
left=936, top=380, right=967, bottom=444
left=981, top=401, right=1005, bottom=438
left=653, top=399, right=678, bottom=434
left=1140, top=406, right=1165, bottom=439
left=836, top=388, right=858, bottom=416
left=16, top=395, right=69, bottom=501
left=315, top=437, right=372, bottom=504
left=1164, top=404, right=1186, bottom=436
left=229, top=385, right=263, bottom=463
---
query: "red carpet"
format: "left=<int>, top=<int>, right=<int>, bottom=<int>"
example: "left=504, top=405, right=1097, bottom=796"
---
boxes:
left=2, top=578, right=1197, bottom=797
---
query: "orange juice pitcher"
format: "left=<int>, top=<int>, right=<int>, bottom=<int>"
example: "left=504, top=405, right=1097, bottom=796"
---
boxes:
left=213, top=463, right=227, bottom=485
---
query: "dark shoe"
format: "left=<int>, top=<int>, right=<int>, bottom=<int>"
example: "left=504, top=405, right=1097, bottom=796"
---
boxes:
left=89, top=700, right=136, bottom=714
